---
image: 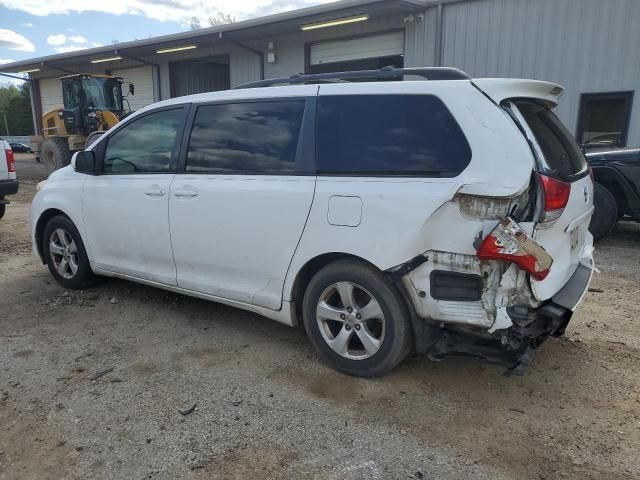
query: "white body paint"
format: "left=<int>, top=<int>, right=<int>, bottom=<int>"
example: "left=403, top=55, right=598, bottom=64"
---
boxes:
left=31, top=78, right=594, bottom=331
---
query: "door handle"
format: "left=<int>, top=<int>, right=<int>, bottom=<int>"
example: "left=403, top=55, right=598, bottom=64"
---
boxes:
left=144, top=188, right=166, bottom=196
left=173, top=189, right=198, bottom=197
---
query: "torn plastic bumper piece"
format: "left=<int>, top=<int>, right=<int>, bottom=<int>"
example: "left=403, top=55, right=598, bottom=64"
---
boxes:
left=477, top=216, right=553, bottom=280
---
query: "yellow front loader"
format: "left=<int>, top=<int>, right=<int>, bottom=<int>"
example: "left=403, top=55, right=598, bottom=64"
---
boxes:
left=32, top=74, right=134, bottom=173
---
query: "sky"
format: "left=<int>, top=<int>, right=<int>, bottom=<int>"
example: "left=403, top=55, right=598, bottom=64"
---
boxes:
left=0, top=0, right=334, bottom=84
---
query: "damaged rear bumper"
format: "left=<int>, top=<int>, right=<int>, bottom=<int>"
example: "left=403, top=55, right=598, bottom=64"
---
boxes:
left=398, top=244, right=594, bottom=374
left=427, top=301, right=573, bottom=375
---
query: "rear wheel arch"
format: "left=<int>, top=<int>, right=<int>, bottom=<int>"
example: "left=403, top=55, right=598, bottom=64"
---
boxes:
left=289, top=253, right=423, bottom=339
left=290, top=253, right=384, bottom=318
left=300, top=258, right=415, bottom=376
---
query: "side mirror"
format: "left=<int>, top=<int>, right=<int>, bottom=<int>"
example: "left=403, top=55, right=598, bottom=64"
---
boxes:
left=74, top=150, right=97, bottom=175
left=128, top=83, right=135, bottom=96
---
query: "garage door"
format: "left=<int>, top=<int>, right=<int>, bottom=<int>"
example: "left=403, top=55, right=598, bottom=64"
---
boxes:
left=111, top=66, right=155, bottom=112
left=170, top=56, right=230, bottom=98
left=39, top=77, right=63, bottom=115
left=310, top=31, right=405, bottom=66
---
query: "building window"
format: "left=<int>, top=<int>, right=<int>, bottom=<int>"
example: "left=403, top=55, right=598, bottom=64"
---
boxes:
left=577, top=92, right=634, bottom=150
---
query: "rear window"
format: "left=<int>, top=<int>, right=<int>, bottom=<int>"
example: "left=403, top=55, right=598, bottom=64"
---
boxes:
left=317, top=95, right=471, bottom=176
left=516, top=101, right=587, bottom=180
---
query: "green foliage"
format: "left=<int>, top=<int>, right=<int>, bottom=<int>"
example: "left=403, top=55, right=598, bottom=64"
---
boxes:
left=0, top=82, right=33, bottom=136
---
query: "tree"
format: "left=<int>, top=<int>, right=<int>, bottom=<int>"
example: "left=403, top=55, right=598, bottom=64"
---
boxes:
left=190, top=16, right=202, bottom=30
left=0, top=82, right=33, bottom=136
left=209, top=12, right=236, bottom=26
left=188, top=13, right=235, bottom=30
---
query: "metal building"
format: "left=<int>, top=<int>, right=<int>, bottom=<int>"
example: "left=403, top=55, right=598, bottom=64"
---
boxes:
left=1, top=0, right=638, bottom=148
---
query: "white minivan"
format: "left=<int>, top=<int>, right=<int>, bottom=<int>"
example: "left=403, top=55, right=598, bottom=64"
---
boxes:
left=31, top=68, right=595, bottom=376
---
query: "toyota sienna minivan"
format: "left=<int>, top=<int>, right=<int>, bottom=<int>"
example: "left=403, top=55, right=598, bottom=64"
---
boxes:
left=31, top=67, right=595, bottom=377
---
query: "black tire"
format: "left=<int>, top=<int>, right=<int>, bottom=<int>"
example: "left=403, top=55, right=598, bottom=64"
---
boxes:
left=0, top=200, right=5, bottom=220
left=41, top=137, right=71, bottom=174
left=302, top=259, right=413, bottom=377
left=42, top=215, right=95, bottom=289
left=589, top=183, right=618, bottom=242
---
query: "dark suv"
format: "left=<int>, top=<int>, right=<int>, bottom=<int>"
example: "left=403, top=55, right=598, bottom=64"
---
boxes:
left=587, top=147, right=640, bottom=240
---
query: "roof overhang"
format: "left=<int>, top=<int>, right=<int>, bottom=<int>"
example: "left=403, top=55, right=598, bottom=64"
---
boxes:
left=0, top=0, right=428, bottom=75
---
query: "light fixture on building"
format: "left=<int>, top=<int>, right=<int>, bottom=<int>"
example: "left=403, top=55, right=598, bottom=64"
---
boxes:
left=300, top=14, right=369, bottom=31
left=267, top=41, right=276, bottom=64
left=90, top=56, right=123, bottom=64
left=156, top=45, right=197, bottom=54
left=18, top=68, right=40, bottom=73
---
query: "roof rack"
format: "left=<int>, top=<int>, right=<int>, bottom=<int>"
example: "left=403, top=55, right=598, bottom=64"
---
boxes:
left=234, top=66, right=471, bottom=89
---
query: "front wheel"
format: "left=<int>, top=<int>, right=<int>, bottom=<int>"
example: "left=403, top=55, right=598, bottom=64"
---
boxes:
left=43, top=215, right=95, bottom=289
left=302, top=260, right=413, bottom=377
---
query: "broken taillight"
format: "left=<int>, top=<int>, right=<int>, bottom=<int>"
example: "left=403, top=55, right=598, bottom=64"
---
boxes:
left=477, top=217, right=553, bottom=280
left=5, top=148, right=15, bottom=173
left=539, top=174, right=570, bottom=223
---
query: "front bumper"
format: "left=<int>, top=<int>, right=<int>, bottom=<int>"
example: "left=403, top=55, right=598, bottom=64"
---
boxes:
left=0, top=179, right=19, bottom=198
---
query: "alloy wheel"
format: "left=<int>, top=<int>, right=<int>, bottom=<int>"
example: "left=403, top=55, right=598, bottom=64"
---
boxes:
left=316, top=281, right=386, bottom=360
left=49, top=228, right=79, bottom=279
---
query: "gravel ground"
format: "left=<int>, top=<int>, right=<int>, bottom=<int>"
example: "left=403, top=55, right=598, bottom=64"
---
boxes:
left=1, top=154, right=639, bottom=480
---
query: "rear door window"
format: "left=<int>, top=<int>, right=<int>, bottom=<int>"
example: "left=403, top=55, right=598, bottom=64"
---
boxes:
left=316, top=94, right=471, bottom=177
left=186, top=101, right=305, bottom=175
left=515, top=101, right=587, bottom=180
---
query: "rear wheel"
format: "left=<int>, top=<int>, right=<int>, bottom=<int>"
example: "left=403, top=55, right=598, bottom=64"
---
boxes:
left=302, top=260, right=413, bottom=377
left=589, top=183, right=618, bottom=242
left=41, top=137, right=71, bottom=174
left=43, top=215, right=95, bottom=289
left=0, top=199, right=5, bottom=219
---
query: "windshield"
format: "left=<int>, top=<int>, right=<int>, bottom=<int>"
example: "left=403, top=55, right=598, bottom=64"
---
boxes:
left=81, top=76, right=123, bottom=113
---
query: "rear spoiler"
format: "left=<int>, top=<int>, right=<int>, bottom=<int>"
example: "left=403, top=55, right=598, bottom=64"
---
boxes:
left=472, top=78, right=564, bottom=108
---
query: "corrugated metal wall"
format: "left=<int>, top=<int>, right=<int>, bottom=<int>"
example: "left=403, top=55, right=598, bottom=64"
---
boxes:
left=39, top=77, right=64, bottom=114
left=408, top=0, right=640, bottom=145
left=404, top=7, right=438, bottom=69
left=247, top=14, right=407, bottom=79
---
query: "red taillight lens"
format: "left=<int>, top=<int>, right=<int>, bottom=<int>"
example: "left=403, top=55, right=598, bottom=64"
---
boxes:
left=539, top=173, right=570, bottom=222
left=477, top=217, right=553, bottom=280
left=5, top=149, right=15, bottom=172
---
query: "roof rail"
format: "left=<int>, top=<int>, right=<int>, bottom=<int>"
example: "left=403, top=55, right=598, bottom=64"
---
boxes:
left=234, top=66, right=471, bottom=89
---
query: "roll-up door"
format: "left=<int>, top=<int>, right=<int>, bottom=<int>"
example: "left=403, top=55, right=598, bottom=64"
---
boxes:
left=310, top=31, right=404, bottom=66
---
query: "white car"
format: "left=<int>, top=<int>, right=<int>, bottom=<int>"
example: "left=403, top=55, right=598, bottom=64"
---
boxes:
left=0, top=138, right=19, bottom=219
left=31, top=68, right=595, bottom=377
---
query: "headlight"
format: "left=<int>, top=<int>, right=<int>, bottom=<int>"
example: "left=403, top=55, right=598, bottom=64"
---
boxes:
left=36, top=180, right=47, bottom=192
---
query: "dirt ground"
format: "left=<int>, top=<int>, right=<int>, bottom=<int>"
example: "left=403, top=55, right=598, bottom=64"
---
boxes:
left=1, top=154, right=639, bottom=480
